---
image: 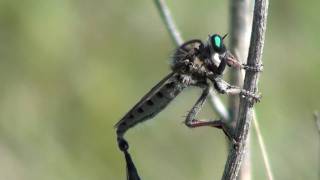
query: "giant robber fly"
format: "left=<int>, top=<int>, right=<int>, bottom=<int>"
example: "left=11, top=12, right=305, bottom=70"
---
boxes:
left=115, top=34, right=262, bottom=180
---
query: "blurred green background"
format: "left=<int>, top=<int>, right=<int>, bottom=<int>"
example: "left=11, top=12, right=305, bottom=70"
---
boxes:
left=0, top=0, right=319, bottom=179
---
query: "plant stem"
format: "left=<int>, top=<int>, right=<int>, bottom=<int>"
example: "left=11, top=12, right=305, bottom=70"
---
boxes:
left=252, top=113, right=274, bottom=180
left=228, top=0, right=252, bottom=179
left=222, top=0, right=269, bottom=179
left=154, top=0, right=183, bottom=46
left=314, top=111, right=320, bottom=180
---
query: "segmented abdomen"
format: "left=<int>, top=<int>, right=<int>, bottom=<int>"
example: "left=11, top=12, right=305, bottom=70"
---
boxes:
left=115, top=73, right=186, bottom=137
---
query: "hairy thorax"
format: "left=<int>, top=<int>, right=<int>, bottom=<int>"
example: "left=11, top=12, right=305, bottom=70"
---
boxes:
left=170, top=40, right=209, bottom=83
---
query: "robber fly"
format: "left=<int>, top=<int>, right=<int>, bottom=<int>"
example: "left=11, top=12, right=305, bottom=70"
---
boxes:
left=115, top=34, right=262, bottom=180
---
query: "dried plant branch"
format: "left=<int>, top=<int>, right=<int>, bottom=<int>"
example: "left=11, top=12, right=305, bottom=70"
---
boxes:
left=222, top=0, right=269, bottom=179
left=228, top=0, right=252, bottom=179
left=314, top=111, right=320, bottom=180
left=154, top=0, right=183, bottom=46
left=314, top=111, right=320, bottom=133
left=229, top=1, right=273, bottom=179
left=252, top=113, right=274, bottom=180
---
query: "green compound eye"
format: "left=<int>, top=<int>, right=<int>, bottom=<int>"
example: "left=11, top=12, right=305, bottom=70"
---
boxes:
left=210, top=34, right=225, bottom=53
left=214, top=36, right=221, bottom=48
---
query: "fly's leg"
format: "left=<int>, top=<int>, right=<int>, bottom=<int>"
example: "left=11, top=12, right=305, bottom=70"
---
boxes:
left=183, top=84, right=236, bottom=143
left=241, top=63, right=264, bottom=72
left=224, top=52, right=263, bottom=72
left=229, top=60, right=263, bottom=72
left=214, top=77, right=261, bottom=106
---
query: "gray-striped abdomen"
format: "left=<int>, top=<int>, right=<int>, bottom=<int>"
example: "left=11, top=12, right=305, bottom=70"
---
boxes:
left=115, top=73, right=186, bottom=137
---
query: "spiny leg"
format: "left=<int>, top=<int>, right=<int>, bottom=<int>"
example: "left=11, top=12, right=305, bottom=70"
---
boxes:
left=213, top=77, right=261, bottom=105
left=223, top=51, right=264, bottom=72
left=242, top=63, right=264, bottom=72
left=183, top=85, right=234, bottom=142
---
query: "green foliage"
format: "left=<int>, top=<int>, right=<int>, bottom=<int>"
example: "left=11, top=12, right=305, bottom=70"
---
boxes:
left=0, top=0, right=319, bottom=179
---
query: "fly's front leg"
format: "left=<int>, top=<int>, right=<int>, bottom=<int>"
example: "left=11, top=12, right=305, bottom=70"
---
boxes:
left=214, top=77, right=261, bottom=106
left=224, top=51, right=263, bottom=72
left=184, top=84, right=234, bottom=142
left=228, top=59, right=263, bottom=72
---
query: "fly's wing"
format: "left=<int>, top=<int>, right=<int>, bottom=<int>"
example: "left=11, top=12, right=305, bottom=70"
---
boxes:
left=171, top=39, right=203, bottom=71
left=115, top=72, right=186, bottom=137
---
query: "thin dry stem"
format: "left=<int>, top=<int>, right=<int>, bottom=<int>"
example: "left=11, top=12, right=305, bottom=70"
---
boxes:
left=222, top=0, right=269, bottom=179
left=314, top=111, right=320, bottom=133
left=229, top=1, right=273, bottom=179
left=154, top=0, right=183, bottom=46
left=314, top=111, right=320, bottom=180
left=228, top=0, right=252, bottom=179
left=252, top=113, right=274, bottom=180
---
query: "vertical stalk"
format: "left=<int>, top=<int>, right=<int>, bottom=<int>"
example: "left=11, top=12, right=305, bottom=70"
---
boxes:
left=228, top=0, right=252, bottom=179
left=314, top=111, right=320, bottom=180
left=222, top=0, right=269, bottom=179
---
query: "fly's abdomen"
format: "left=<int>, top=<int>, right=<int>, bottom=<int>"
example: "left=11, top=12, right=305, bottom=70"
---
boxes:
left=115, top=73, right=185, bottom=137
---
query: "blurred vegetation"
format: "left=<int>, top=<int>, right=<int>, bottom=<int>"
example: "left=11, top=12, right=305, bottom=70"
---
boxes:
left=0, top=0, right=319, bottom=179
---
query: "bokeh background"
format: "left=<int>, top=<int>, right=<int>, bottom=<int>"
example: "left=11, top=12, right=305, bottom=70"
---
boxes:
left=0, top=0, right=319, bottom=179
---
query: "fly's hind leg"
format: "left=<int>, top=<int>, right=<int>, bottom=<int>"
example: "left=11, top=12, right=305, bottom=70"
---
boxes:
left=184, top=84, right=235, bottom=142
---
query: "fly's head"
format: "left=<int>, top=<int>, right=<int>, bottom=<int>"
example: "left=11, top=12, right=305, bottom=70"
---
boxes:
left=207, top=34, right=239, bottom=73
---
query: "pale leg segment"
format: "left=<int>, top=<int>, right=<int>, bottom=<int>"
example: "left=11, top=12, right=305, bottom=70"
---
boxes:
left=214, top=77, right=261, bottom=105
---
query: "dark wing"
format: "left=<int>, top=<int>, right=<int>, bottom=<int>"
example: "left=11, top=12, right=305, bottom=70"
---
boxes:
left=171, top=39, right=204, bottom=71
left=115, top=72, right=186, bottom=137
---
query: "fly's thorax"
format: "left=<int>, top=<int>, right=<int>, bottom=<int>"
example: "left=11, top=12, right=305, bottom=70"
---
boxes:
left=193, top=56, right=204, bottom=67
left=190, top=56, right=209, bottom=77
